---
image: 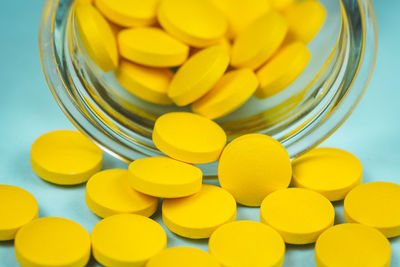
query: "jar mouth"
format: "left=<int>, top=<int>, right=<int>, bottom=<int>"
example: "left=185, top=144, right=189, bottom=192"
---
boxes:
left=39, top=0, right=377, bottom=175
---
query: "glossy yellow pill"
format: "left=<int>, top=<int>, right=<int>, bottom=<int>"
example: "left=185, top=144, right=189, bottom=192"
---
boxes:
left=94, top=0, right=159, bottom=27
left=15, top=217, right=91, bottom=267
left=270, top=0, right=294, bottom=11
left=146, top=247, right=221, bottom=267
left=162, top=184, right=237, bottom=239
left=218, top=134, right=291, bottom=207
left=128, top=157, right=203, bottom=198
left=315, top=223, right=391, bottom=267
left=158, top=0, right=228, bottom=47
left=344, top=182, right=400, bottom=238
left=255, top=41, right=311, bottom=99
left=260, top=188, right=335, bottom=244
left=292, top=147, right=362, bottom=202
left=115, top=60, right=173, bottom=105
left=85, top=169, right=158, bottom=218
left=0, top=185, right=38, bottom=241
left=209, top=221, right=285, bottom=267
left=31, top=130, right=103, bottom=185
left=192, top=69, right=259, bottom=120
left=91, top=214, right=167, bottom=267
left=231, top=12, right=288, bottom=70
left=118, top=27, right=189, bottom=68
left=75, top=4, right=118, bottom=72
left=285, top=0, right=327, bottom=43
left=168, top=45, right=230, bottom=106
left=209, top=0, right=271, bottom=39
left=153, top=112, right=227, bottom=164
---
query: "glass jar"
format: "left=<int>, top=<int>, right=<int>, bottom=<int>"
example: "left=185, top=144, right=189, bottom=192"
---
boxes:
left=39, top=0, right=377, bottom=176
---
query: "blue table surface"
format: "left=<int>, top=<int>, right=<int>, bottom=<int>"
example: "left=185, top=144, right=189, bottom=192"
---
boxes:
left=1, top=1, right=399, bottom=266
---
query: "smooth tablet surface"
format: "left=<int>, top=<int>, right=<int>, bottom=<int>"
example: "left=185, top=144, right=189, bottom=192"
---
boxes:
left=158, top=0, right=227, bottom=47
left=315, top=224, right=391, bottom=267
left=285, top=0, right=327, bottom=43
left=344, top=182, right=400, bottom=238
left=270, top=0, right=294, bottom=11
left=115, top=60, right=173, bottom=105
left=209, top=221, right=285, bottom=267
left=76, top=0, right=93, bottom=5
left=118, top=27, right=189, bottom=68
left=146, top=247, right=221, bottom=267
left=218, top=134, right=291, bottom=207
left=0, top=185, right=38, bottom=241
left=15, top=217, right=91, bottom=267
left=260, top=188, right=335, bottom=244
left=256, top=41, right=311, bottom=99
left=95, top=0, right=159, bottom=27
left=192, top=69, right=259, bottom=120
left=209, top=0, right=271, bottom=39
left=153, top=112, right=227, bottom=164
left=292, top=147, right=362, bottom=201
left=231, top=12, right=288, bottom=69
left=75, top=4, right=118, bottom=72
left=31, top=130, right=103, bottom=185
left=128, top=157, right=203, bottom=198
left=162, top=185, right=237, bottom=239
left=168, top=45, right=230, bottom=106
left=86, top=169, right=158, bottom=218
left=91, top=214, right=167, bottom=267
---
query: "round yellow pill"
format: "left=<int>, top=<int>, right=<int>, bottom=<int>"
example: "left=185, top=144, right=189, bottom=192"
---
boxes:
left=157, top=0, right=228, bottom=47
left=255, top=41, right=311, bottom=99
left=192, top=69, right=259, bottom=120
left=231, top=12, right=288, bottom=70
left=0, top=185, right=38, bottom=241
left=315, top=223, right=391, bottom=267
left=285, top=0, right=327, bottom=43
left=168, top=45, right=230, bottom=106
left=209, top=0, right=271, bottom=39
left=91, top=214, right=167, bottom=267
left=75, top=4, right=118, bottom=72
left=85, top=169, right=158, bottom=218
left=292, top=147, right=362, bottom=202
left=118, top=27, right=189, bottom=68
left=146, top=247, right=221, bottom=267
left=260, top=188, right=335, bottom=244
left=94, top=0, right=159, bottom=27
left=15, top=217, right=91, bottom=267
left=128, top=157, right=203, bottom=198
left=162, top=184, right=237, bottom=239
left=209, top=221, right=285, bottom=267
left=115, top=60, right=173, bottom=105
left=344, top=182, right=400, bottom=238
left=153, top=112, right=227, bottom=164
left=218, top=134, right=291, bottom=207
left=31, top=130, right=103, bottom=185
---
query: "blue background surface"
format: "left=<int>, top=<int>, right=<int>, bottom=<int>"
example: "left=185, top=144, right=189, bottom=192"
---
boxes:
left=0, top=1, right=399, bottom=266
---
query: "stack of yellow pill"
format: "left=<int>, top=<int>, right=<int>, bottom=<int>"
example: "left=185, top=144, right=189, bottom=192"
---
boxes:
left=16, top=0, right=400, bottom=266
left=74, top=0, right=327, bottom=119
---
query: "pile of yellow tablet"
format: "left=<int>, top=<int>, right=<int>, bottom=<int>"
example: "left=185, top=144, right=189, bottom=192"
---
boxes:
left=1, top=0, right=398, bottom=267
left=1, top=124, right=396, bottom=267
left=75, top=0, right=327, bottom=120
